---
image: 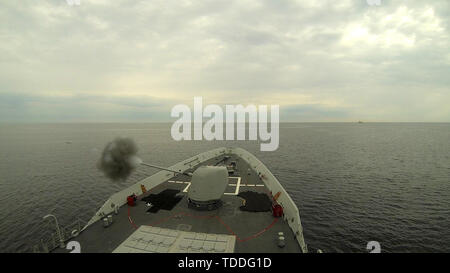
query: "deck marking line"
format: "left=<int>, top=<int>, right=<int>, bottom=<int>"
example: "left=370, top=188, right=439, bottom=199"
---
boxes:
left=128, top=211, right=280, bottom=243
left=182, top=182, right=191, bottom=193
left=127, top=206, right=138, bottom=229
left=234, top=177, right=241, bottom=195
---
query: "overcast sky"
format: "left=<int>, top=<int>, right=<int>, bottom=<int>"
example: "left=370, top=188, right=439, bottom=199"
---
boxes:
left=0, top=0, right=449, bottom=122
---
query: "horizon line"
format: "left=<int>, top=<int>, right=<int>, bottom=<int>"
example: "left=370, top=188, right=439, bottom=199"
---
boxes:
left=1, top=121, right=449, bottom=124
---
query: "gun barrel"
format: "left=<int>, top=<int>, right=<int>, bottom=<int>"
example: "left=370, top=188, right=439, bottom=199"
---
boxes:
left=141, top=162, right=192, bottom=176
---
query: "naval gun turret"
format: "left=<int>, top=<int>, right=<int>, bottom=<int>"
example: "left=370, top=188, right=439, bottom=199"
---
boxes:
left=187, top=166, right=229, bottom=211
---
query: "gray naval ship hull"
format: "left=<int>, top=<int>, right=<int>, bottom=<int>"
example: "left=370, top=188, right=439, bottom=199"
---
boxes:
left=51, top=147, right=308, bottom=253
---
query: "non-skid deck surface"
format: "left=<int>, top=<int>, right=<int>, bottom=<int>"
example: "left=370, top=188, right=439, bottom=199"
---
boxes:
left=141, top=189, right=183, bottom=213
left=238, top=191, right=272, bottom=212
left=53, top=154, right=302, bottom=253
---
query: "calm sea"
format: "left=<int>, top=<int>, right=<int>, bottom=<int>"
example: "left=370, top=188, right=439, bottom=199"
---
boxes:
left=0, top=123, right=449, bottom=253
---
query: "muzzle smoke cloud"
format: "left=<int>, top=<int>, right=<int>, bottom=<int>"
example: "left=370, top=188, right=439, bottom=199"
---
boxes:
left=97, top=137, right=142, bottom=181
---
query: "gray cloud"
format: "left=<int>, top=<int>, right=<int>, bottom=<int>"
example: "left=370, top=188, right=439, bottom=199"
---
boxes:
left=0, top=0, right=449, bottom=122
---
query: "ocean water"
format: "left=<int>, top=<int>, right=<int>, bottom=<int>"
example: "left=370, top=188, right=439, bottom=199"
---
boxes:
left=0, top=123, right=449, bottom=253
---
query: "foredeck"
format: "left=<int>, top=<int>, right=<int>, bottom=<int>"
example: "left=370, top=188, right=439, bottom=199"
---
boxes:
left=53, top=154, right=303, bottom=253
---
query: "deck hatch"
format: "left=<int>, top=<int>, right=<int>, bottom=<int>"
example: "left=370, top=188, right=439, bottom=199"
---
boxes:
left=113, top=226, right=236, bottom=253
